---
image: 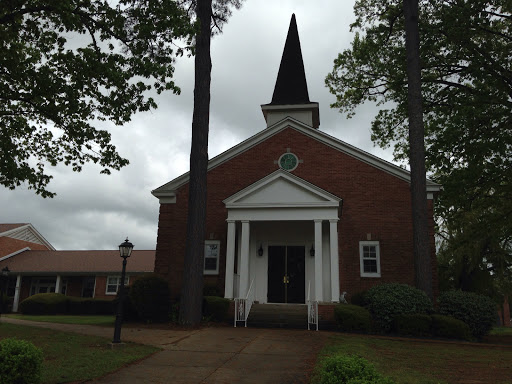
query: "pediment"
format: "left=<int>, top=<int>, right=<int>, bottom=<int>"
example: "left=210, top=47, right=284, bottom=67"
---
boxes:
left=223, top=170, right=341, bottom=209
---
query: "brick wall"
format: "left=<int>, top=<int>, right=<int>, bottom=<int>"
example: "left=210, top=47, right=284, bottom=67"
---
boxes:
left=155, top=127, right=438, bottom=299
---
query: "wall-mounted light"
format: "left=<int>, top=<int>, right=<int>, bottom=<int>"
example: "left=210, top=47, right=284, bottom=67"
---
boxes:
left=258, top=244, right=264, bottom=257
left=310, top=245, right=315, bottom=257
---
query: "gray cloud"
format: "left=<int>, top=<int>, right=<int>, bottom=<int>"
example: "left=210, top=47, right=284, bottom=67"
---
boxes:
left=1, top=1, right=398, bottom=251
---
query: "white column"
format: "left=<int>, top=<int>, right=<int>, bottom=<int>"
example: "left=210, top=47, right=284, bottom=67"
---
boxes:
left=239, top=220, right=250, bottom=298
left=12, top=275, right=22, bottom=312
left=55, top=275, right=62, bottom=294
left=224, top=220, right=236, bottom=299
left=330, top=219, right=340, bottom=302
left=314, top=219, right=323, bottom=301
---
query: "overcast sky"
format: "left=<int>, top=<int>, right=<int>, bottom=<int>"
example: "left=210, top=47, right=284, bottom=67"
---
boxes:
left=1, top=0, right=398, bottom=250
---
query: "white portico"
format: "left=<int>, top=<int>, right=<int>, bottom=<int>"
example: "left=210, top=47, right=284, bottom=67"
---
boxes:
left=223, top=170, right=341, bottom=303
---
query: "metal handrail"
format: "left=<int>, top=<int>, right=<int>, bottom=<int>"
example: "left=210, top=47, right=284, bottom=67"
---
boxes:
left=234, top=278, right=255, bottom=328
left=307, top=280, right=318, bottom=331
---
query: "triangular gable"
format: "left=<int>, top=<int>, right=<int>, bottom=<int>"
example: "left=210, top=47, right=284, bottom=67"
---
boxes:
left=152, top=117, right=441, bottom=198
left=0, top=223, right=55, bottom=250
left=223, top=170, right=341, bottom=209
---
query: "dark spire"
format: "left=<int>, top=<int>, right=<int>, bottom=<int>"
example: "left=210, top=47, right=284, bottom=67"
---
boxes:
left=270, top=14, right=311, bottom=105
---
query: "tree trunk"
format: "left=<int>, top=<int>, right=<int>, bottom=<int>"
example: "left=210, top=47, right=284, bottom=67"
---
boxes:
left=179, top=0, right=212, bottom=326
left=403, top=0, right=433, bottom=299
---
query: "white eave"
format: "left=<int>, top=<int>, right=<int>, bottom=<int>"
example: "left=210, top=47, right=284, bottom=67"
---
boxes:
left=152, top=117, right=442, bottom=200
left=0, top=223, right=55, bottom=250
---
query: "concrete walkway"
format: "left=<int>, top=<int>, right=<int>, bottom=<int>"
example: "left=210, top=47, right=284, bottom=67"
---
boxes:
left=1, top=317, right=329, bottom=383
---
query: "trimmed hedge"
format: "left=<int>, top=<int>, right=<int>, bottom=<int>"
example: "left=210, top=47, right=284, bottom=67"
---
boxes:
left=129, top=274, right=171, bottom=323
left=315, top=354, right=395, bottom=384
left=393, top=313, right=432, bottom=337
left=334, top=304, right=371, bottom=333
left=19, top=293, right=115, bottom=315
left=431, top=314, right=471, bottom=340
left=0, top=338, right=43, bottom=384
left=203, top=296, right=230, bottom=322
left=438, top=290, right=496, bottom=338
left=19, top=293, right=68, bottom=315
left=366, top=283, right=432, bottom=332
left=67, top=297, right=114, bottom=315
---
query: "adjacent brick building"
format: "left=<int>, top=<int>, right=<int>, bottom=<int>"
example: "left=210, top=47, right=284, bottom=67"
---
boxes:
left=0, top=223, right=154, bottom=312
left=152, top=15, right=441, bottom=306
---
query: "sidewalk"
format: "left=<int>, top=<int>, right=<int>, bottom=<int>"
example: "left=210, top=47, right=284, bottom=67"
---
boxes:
left=2, top=317, right=329, bottom=383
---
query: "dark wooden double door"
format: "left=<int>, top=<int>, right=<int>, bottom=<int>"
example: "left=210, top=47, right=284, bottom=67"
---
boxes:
left=267, top=245, right=305, bottom=303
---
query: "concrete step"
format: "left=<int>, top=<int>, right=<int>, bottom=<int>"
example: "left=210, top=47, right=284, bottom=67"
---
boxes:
left=247, top=304, right=308, bottom=329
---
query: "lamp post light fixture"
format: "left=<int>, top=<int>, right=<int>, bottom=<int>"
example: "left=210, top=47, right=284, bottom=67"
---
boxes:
left=0, top=266, right=9, bottom=317
left=112, top=238, right=133, bottom=344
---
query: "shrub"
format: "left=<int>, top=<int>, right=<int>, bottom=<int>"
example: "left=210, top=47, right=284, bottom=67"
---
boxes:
left=315, top=354, right=395, bottom=384
left=431, top=314, right=471, bottom=340
left=113, top=287, right=139, bottom=321
left=1, top=292, right=11, bottom=314
left=366, top=283, right=432, bottom=332
left=203, top=296, right=230, bottom=322
left=67, top=297, right=114, bottom=315
left=129, top=274, right=171, bottom=323
left=393, top=313, right=432, bottom=337
left=334, top=304, right=371, bottom=333
left=438, top=290, right=496, bottom=338
left=350, top=291, right=369, bottom=307
left=19, top=293, right=68, bottom=315
left=0, top=338, right=43, bottom=384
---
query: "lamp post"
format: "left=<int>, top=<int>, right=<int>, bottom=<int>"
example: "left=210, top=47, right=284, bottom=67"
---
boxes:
left=112, top=238, right=133, bottom=344
left=0, top=266, right=9, bottom=317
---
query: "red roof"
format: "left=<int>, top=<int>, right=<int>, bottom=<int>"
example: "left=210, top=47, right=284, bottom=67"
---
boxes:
left=0, top=250, right=155, bottom=274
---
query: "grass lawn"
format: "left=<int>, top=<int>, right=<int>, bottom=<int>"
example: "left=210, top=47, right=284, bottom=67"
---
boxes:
left=5, top=314, right=115, bottom=326
left=313, top=333, right=512, bottom=384
left=490, top=326, right=512, bottom=336
left=0, top=323, right=158, bottom=384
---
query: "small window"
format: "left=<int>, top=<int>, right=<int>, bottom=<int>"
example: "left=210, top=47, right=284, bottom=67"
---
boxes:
left=204, top=240, right=220, bottom=275
left=106, top=275, right=129, bottom=295
left=360, top=241, right=381, bottom=277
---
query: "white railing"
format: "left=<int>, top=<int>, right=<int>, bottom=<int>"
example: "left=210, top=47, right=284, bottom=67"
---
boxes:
left=233, top=273, right=240, bottom=299
left=234, top=278, right=255, bottom=328
left=307, top=281, right=318, bottom=331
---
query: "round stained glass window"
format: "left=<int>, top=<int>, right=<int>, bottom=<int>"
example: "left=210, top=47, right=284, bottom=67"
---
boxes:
left=278, top=153, right=298, bottom=171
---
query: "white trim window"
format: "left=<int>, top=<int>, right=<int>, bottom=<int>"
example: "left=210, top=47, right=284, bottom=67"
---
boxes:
left=105, top=275, right=129, bottom=295
left=204, top=240, right=220, bottom=275
left=359, top=241, right=381, bottom=277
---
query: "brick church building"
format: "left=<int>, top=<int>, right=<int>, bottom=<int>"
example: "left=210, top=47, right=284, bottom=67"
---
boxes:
left=152, top=15, right=440, bottom=307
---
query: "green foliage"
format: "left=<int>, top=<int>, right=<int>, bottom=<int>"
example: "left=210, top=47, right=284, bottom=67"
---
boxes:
left=129, top=274, right=171, bottom=323
left=327, top=0, right=512, bottom=299
left=19, top=293, right=68, bottom=315
left=334, top=304, right=371, bottom=333
left=438, top=290, right=496, bottom=338
left=366, top=283, right=433, bottom=332
left=203, top=296, right=230, bottom=322
left=430, top=314, right=471, bottom=341
left=0, top=338, right=43, bottom=384
left=315, top=354, right=395, bottom=384
left=393, top=313, right=432, bottom=337
left=0, top=292, right=11, bottom=313
left=0, top=0, right=195, bottom=197
left=349, top=291, right=369, bottom=307
left=67, top=297, right=114, bottom=315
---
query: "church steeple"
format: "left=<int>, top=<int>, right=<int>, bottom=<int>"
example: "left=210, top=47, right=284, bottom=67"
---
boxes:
left=271, top=14, right=310, bottom=105
left=261, top=14, right=320, bottom=129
